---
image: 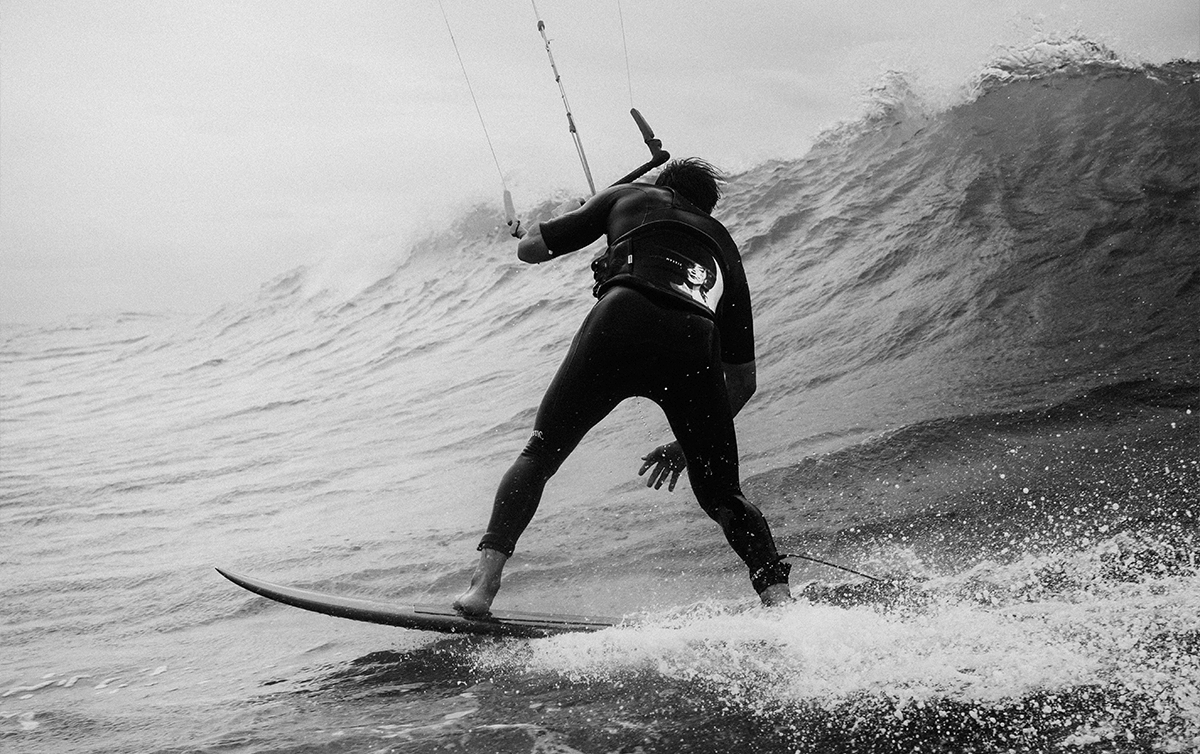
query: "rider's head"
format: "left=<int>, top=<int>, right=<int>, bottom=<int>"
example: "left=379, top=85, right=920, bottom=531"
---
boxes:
left=655, top=158, right=725, bottom=214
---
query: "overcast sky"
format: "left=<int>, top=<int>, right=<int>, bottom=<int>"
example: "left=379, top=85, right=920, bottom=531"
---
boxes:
left=2, top=0, right=1196, bottom=323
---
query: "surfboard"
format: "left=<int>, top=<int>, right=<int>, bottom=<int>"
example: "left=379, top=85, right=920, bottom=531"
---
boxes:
left=216, top=568, right=617, bottom=638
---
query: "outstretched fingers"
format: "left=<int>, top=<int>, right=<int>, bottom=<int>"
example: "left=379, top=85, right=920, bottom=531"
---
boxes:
left=638, top=442, right=687, bottom=491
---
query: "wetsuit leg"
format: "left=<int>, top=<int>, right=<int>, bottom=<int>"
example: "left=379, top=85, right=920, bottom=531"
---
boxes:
left=478, top=295, right=630, bottom=555
left=649, top=317, right=789, bottom=593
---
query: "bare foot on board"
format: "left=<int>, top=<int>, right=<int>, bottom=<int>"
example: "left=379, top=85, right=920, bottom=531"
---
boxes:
left=452, top=548, right=508, bottom=616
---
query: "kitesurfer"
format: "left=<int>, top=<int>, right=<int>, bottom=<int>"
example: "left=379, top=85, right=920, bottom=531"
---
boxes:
left=455, top=158, right=792, bottom=614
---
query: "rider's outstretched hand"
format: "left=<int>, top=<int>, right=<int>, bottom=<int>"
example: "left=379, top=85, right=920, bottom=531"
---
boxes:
left=639, top=441, right=687, bottom=491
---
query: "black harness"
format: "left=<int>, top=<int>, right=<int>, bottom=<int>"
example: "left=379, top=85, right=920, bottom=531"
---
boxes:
left=591, top=219, right=727, bottom=317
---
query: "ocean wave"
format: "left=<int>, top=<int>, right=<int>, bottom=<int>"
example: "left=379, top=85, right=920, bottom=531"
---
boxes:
left=203, top=49, right=1196, bottom=452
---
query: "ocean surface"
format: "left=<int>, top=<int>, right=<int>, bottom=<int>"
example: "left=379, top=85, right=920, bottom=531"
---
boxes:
left=3, top=41, right=1198, bottom=753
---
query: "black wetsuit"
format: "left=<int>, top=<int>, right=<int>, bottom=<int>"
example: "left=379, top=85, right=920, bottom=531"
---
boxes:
left=479, top=183, right=789, bottom=593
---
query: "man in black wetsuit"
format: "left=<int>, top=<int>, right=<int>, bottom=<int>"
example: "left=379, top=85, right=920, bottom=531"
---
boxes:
left=454, top=158, right=792, bottom=614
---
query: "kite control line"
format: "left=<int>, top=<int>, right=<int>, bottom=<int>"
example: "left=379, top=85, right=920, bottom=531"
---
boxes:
left=437, top=0, right=505, bottom=190
left=616, top=0, right=634, bottom=108
left=507, top=108, right=670, bottom=237
left=531, top=0, right=596, bottom=195
left=509, top=5, right=668, bottom=235
left=437, top=0, right=522, bottom=235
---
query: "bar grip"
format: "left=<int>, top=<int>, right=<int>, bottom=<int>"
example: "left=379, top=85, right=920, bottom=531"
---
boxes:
left=609, top=109, right=670, bottom=187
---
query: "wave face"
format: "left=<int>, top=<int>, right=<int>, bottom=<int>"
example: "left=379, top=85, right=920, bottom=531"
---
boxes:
left=726, top=54, right=1199, bottom=449
left=2, top=45, right=1198, bottom=753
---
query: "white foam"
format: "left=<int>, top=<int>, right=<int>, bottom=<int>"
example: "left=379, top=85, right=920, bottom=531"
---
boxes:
left=473, top=540, right=1199, bottom=749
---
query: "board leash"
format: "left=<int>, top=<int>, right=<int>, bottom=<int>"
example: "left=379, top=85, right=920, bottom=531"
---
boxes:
left=780, top=552, right=886, bottom=583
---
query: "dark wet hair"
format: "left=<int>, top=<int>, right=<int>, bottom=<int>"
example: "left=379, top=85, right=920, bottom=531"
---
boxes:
left=654, top=158, right=725, bottom=214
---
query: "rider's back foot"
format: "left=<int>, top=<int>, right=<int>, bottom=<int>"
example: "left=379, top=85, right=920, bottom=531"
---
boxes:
left=759, top=583, right=793, bottom=607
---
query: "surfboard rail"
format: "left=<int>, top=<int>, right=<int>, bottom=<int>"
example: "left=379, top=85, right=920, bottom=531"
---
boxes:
left=216, top=567, right=617, bottom=638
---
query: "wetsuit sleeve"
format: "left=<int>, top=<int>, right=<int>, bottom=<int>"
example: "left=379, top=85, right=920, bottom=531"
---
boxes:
left=539, top=186, right=627, bottom=255
left=717, top=237, right=755, bottom=365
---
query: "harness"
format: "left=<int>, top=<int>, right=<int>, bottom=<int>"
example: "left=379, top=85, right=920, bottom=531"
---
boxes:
left=591, top=219, right=727, bottom=316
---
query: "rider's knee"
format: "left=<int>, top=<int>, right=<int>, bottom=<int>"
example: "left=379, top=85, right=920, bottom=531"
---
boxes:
left=519, top=430, right=567, bottom=478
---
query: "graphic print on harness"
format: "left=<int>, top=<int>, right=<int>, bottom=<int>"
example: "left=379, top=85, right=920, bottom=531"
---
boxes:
left=591, top=220, right=726, bottom=316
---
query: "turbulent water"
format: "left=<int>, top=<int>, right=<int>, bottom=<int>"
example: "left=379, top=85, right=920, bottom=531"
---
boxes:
left=3, top=41, right=1198, bottom=753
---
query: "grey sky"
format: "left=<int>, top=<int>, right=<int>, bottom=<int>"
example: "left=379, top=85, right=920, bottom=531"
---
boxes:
left=2, top=0, right=1196, bottom=322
